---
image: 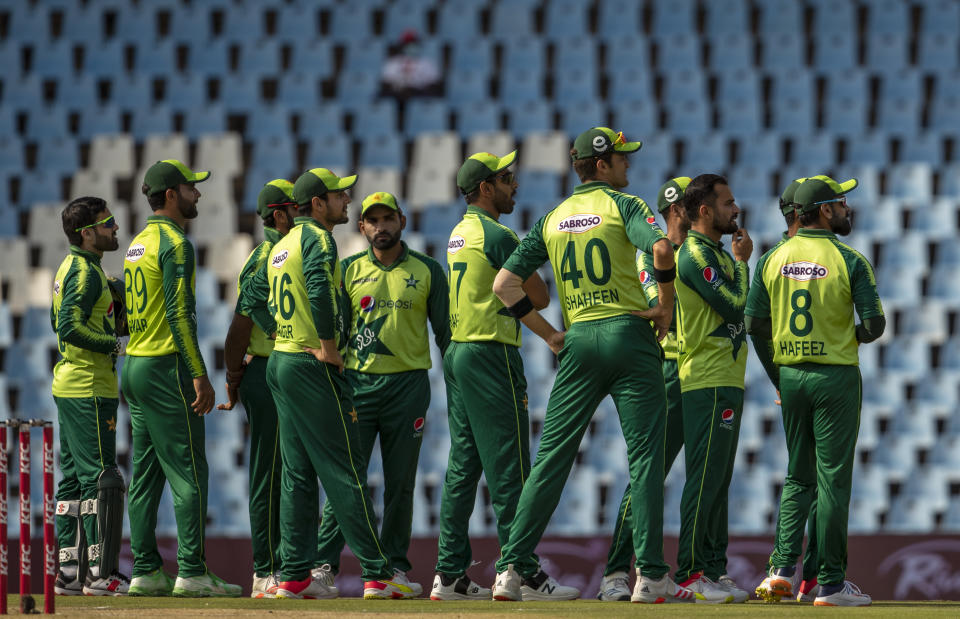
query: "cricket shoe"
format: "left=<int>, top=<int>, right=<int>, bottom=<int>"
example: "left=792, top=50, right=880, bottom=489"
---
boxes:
left=679, top=572, right=734, bottom=603
left=251, top=573, right=279, bottom=599
left=311, top=564, right=337, bottom=590
left=596, top=571, right=631, bottom=601
left=755, top=566, right=796, bottom=602
left=717, top=574, right=749, bottom=603
left=520, top=568, right=579, bottom=601
left=128, top=568, right=175, bottom=597
left=430, top=573, right=491, bottom=600
left=492, top=564, right=522, bottom=601
left=172, top=572, right=242, bottom=598
left=276, top=575, right=338, bottom=599
left=796, top=578, right=819, bottom=602
left=54, top=570, right=83, bottom=596
left=814, top=581, right=871, bottom=607
left=363, top=577, right=418, bottom=599
left=631, top=570, right=700, bottom=603
left=83, top=571, right=130, bottom=596
left=390, top=570, right=423, bottom=597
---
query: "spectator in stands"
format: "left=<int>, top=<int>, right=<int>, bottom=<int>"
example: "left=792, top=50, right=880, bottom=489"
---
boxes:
left=379, top=30, right=442, bottom=101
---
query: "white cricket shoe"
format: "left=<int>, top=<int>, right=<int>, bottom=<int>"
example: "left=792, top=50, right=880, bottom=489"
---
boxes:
left=717, top=574, right=749, bottom=603
left=814, top=581, right=871, bottom=607
left=492, top=564, right=522, bottom=601
left=250, top=573, right=278, bottom=599
left=755, top=567, right=796, bottom=602
left=390, top=570, right=422, bottom=597
left=597, top=571, right=631, bottom=601
left=172, top=572, right=242, bottom=598
left=631, top=570, right=701, bottom=603
left=83, top=571, right=130, bottom=596
left=310, top=564, right=337, bottom=589
left=520, top=568, right=579, bottom=601
left=430, top=573, right=491, bottom=600
left=276, top=575, right=338, bottom=599
left=363, top=577, right=417, bottom=599
left=679, top=572, right=734, bottom=603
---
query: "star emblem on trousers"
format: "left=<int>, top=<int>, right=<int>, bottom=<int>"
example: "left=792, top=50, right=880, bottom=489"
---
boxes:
left=348, top=409, right=358, bottom=423
left=106, top=417, right=117, bottom=432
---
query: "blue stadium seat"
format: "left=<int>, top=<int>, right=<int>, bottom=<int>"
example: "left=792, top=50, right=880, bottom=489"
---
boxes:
left=597, top=0, right=642, bottom=38
left=404, top=99, right=449, bottom=137
left=866, top=32, right=909, bottom=74
left=920, top=0, right=960, bottom=35
left=19, top=170, right=63, bottom=204
left=770, top=70, right=814, bottom=107
left=812, top=33, right=857, bottom=72
left=109, top=73, right=154, bottom=111
left=183, top=105, right=227, bottom=139
left=129, top=105, right=172, bottom=140
left=627, top=163, right=670, bottom=204
left=189, top=39, right=229, bottom=76
left=4, top=75, right=44, bottom=114
left=877, top=234, right=929, bottom=273
left=791, top=134, right=836, bottom=168
left=652, top=0, right=695, bottom=35
left=0, top=137, right=24, bottom=174
left=247, top=105, right=291, bottom=139
left=489, top=2, right=534, bottom=40
left=26, top=105, right=70, bottom=141
left=555, top=67, right=599, bottom=104
left=727, top=166, right=772, bottom=206
left=932, top=93, right=960, bottom=133
left=58, top=74, right=100, bottom=112
left=222, top=4, right=266, bottom=41
left=514, top=170, right=562, bottom=205
left=502, top=39, right=545, bottom=74
left=738, top=133, right=782, bottom=170
left=353, top=100, right=398, bottom=137
left=336, top=71, right=378, bottom=104
left=760, top=33, right=804, bottom=70
left=899, top=133, right=943, bottom=164
left=809, top=0, right=854, bottom=34
left=37, top=138, right=79, bottom=176
left=606, top=37, right=650, bottom=68
left=219, top=75, right=261, bottom=113
left=384, top=1, right=429, bottom=41
left=558, top=100, right=606, bottom=139
left=275, top=73, right=321, bottom=114
left=450, top=37, right=492, bottom=74
left=555, top=36, right=597, bottom=73
left=77, top=104, right=121, bottom=141
left=237, top=40, right=281, bottom=76
left=705, top=0, right=749, bottom=36
left=939, top=162, right=960, bottom=199
left=544, top=0, right=589, bottom=39
left=289, top=40, right=333, bottom=80
left=666, top=98, right=710, bottom=137
left=7, top=6, right=50, bottom=44
left=445, top=69, right=488, bottom=106
left=342, top=39, right=386, bottom=74
left=876, top=265, right=923, bottom=308
left=454, top=100, right=501, bottom=137
left=886, top=497, right=938, bottom=533
left=500, top=66, right=544, bottom=106
left=662, top=68, right=706, bottom=102
left=717, top=68, right=758, bottom=104
left=771, top=98, right=814, bottom=136
left=608, top=67, right=654, bottom=102
left=275, top=4, right=320, bottom=41
left=250, top=136, right=296, bottom=178
left=610, top=100, right=658, bottom=138
left=844, top=133, right=890, bottom=167
left=758, top=0, right=801, bottom=34
left=899, top=302, right=949, bottom=344
left=30, top=40, right=74, bottom=80
left=436, top=2, right=481, bottom=42
left=681, top=134, right=728, bottom=174
left=825, top=68, right=868, bottom=101
left=357, top=133, right=403, bottom=169
left=887, top=163, right=934, bottom=205
left=163, top=74, right=207, bottom=113
left=907, top=197, right=958, bottom=242
left=82, top=39, right=125, bottom=77
left=656, top=36, right=700, bottom=71
left=507, top=100, right=552, bottom=136
left=823, top=97, right=867, bottom=136
left=848, top=197, right=900, bottom=240
left=328, top=3, right=373, bottom=44
left=133, top=39, right=176, bottom=77
left=868, top=0, right=910, bottom=35
left=918, top=32, right=959, bottom=73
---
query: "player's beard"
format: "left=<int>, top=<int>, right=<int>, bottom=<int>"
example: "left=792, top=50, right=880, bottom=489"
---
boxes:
left=370, top=229, right=401, bottom=250
left=714, top=210, right=738, bottom=234
left=494, top=185, right=516, bottom=215
left=830, top=208, right=852, bottom=235
left=177, top=193, right=199, bottom=220
left=94, top=228, right=119, bottom=252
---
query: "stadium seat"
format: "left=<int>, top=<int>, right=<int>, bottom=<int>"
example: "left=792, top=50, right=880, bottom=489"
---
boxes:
left=275, top=4, right=320, bottom=42
left=918, top=32, right=959, bottom=73
left=758, top=0, right=802, bottom=35
left=681, top=133, right=728, bottom=174
left=71, top=169, right=119, bottom=206
left=31, top=39, right=75, bottom=81
left=558, top=99, right=606, bottom=139
left=407, top=166, right=455, bottom=209
left=866, top=32, right=909, bottom=73
left=610, top=100, right=658, bottom=138
left=436, top=2, right=481, bottom=42
left=705, top=0, right=749, bottom=36
left=823, top=97, right=868, bottom=136
left=355, top=167, right=403, bottom=204
left=520, top=132, right=569, bottom=174
left=887, top=163, right=934, bottom=206
left=404, top=99, right=450, bottom=137
left=791, top=134, right=836, bottom=168
left=194, top=133, right=243, bottom=180
left=844, top=133, right=890, bottom=167
left=411, top=132, right=460, bottom=175
left=665, top=98, right=710, bottom=137
left=357, top=132, right=404, bottom=169
left=651, top=0, right=695, bottom=36
left=327, top=3, right=373, bottom=44
left=771, top=98, right=815, bottom=136
left=544, top=0, right=589, bottom=40
left=868, top=0, right=911, bottom=35
left=454, top=100, right=502, bottom=138
left=877, top=97, right=921, bottom=136
left=250, top=136, right=297, bottom=179
left=738, top=133, right=782, bottom=170
left=133, top=39, right=177, bottom=77
left=466, top=131, right=515, bottom=159
left=450, top=37, right=492, bottom=74
left=500, top=66, right=544, bottom=106
left=89, top=135, right=135, bottom=179
left=489, top=2, right=535, bottom=40
left=656, top=36, right=701, bottom=71
left=445, top=70, right=489, bottom=106
left=336, top=70, right=379, bottom=104
left=506, top=100, right=552, bottom=137
left=760, top=33, right=804, bottom=70
left=183, top=105, right=227, bottom=139
left=597, top=0, right=642, bottom=38
left=813, top=32, right=857, bottom=72
left=0, top=137, right=24, bottom=174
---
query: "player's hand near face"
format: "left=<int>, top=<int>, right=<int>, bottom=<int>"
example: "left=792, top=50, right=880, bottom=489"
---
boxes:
left=192, top=375, right=215, bottom=415
left=303, top=339, right=345, bottom=374
left=732, top=228, right=753, bottom=262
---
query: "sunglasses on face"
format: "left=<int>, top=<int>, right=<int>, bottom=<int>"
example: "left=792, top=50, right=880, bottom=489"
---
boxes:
left=75, top=215, right=117, bottom=232
left=812, top=196, right=847, bottom=207
left=490, top=172, right=515, bottom=185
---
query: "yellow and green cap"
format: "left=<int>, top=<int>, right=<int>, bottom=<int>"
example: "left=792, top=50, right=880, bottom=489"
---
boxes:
left=456, top=151, right=517, bottom=194
left=256, top=179, right=296, bottom=219
left=794, top=175, right=858, bottom=213
left=360, top=191, right=400, bottom=217
left=292, top=168, right=358, bottom=205
left=143, top=159, right=210, bottom=196
left=779, top=177, right=807, bottom=215
left=656, top=176, right=691, bottom=212
left=572, top=127, right=642, bottom=160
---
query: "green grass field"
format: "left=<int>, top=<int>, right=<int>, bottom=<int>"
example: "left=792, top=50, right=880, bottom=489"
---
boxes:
left=5, top=595, right=960, bottom=617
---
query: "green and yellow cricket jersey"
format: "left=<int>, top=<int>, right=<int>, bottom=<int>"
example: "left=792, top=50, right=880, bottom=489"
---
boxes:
left=637, top=242, right=680, bottom=359
left=235, top=228, right=282, bottom=358
left=675, top=230, right=749, bottom=392
left=447, top=206, right=522, bottom=345
left=503, top=181, right=667, bottom=328
left=124, top=215, right=207, bottom=378
left=267, top=217, right=346, bottom=355
left=341, top=241, right=450, bottom=373
left=745, top=228, right=884, bottom=366
left=50, top=246, right=118, bottom=398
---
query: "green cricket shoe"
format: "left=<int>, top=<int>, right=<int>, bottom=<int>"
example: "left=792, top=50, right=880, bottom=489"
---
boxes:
left=128, top=568, right=175, bottom=597
left=172, top=572, right=242, bottom=598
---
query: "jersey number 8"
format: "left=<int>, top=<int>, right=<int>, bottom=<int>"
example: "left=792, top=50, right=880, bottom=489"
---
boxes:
left=789, top=289, right=813, bottom=337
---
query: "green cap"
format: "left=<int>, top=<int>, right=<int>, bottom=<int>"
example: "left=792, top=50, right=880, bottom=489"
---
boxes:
left=656, top=176, right=691, bottom=212
left=571, top=127, right=642, bottom=160
left=360, top=191, right=400, bottom=217
left=142, top=159, right=210, bottom=196
left=256, top=179, right=296, bottom=219
left=456, top=151, right=517, bottom=194
left=779, top=177, right=807, bottom=215
left=794, top=175, right=858, bottom=213
left=292, top=168, right=358, bottom=205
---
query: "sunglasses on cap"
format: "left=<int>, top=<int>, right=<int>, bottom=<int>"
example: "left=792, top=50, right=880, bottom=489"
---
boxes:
left=267, top=201, right=297, bottom=208
left=75, top=214, right=117, bottom=232
left=613, top=131, right=625, bottom=146
left=812, top=196, right=847, bottom=207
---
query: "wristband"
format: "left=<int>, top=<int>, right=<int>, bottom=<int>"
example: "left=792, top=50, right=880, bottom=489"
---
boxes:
left=505, top=295, right=534, bottom=319
left=653, top=265, right=676, bottom=283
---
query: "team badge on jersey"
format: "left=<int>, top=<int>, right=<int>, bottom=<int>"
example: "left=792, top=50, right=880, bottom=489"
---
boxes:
left=720, top=408, right=735, bottom=428
left=413, top=416, right=425, bottom=438
left=360, top=295, right=376, bottom=312
left=703, top=266, right=719, bottom=283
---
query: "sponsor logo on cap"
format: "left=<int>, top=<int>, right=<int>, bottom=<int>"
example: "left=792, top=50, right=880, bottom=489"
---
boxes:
left=781, top=261, right=829, bottom=281
left=360, top=295, right=375, bottom=312
left=447, top=235, right=466, bottom=254
left=271, top=249, right=289, bottom=268
left=592, top=135, right=609, bottom=152
left=664, top=186, right=678, bottom=202
left=721, top=408, right=735, bottom=425
left=557, top=214, right=602, bottom=233
left=703, top=266, right=718, bottom=283
left=126, top=243, right=146, bottom=262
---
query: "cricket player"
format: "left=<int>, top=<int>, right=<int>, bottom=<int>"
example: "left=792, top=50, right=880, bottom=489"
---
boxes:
left=265, top=168, right=413, bottom=600
left=432, top=151, right=553, bottom=601
left=746, top=176, right=884, bottom=607
left=52, top=196, right=129, bottom=596
left=492, top=127, right=698, bottom=604
left=217, top=179, right=300, bottom=598
left=314, top=191, right=450, bottom=597
left=754, top=178, right=822, bottom=604
left=672, top=174, right=752, bottom=603
left=598, top=177, right=691, bottom=602
left=123, top=160, right=240, bottom=597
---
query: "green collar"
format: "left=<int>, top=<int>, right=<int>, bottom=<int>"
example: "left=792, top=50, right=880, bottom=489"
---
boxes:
left=573, top=181, right=612, bottom=194
left=366, top=241, right=409, bottom=271
left=146, top=214, right=183, bottom=231
left=466, top=205, right=500, bottom=222
left=293, top=216, right=317, bottom=227
left=797, top=228, right=837, bottom=240
left=263, top=226, right=283, bottom=244
left=687, top=229, right=724, bottom=249
left=69, top=245, right=101, bottom=266
left=781, top=231, right=790, bottom=241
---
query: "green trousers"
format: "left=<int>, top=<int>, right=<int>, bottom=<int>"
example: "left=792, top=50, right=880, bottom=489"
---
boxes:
left=54, top=396, right=119, bottom=570
left=604, top=357, right=684, bottom=576
left=500, top=315, right=669, bottom=578
left=676, top=386, right=743, bottom=583
left=767, top=498, right=819, bottom=581
left=316, top=369, right=429, bottom=574
left=238, top=355, right=282, bottom=577
left=435, top=341, right=531, bottom=578
left=771, top=363, right=860, bottom=586
left=123, top=354, right=209, bottom=578
left=267, top=351, right=391, bottom=581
